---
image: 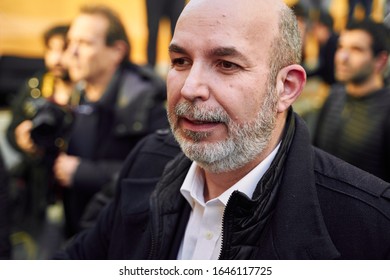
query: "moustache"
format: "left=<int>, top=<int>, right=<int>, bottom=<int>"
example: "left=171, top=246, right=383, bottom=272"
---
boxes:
left=174, top=102, right=230, bottom=123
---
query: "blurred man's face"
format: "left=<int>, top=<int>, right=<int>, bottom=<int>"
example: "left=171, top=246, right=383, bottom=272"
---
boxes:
left=335, top=30, right=376, bottom=85
left=44, top=35, right=68, bottom=79
left=65, top=14, right=118, bottom=84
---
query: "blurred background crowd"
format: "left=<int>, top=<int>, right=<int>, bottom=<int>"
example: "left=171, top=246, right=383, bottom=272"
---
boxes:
left=0, top=0, right=389, bottom=259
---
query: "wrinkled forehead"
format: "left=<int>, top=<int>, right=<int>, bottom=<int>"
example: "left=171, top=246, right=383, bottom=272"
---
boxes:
left=174, top=0, right=281, bottom=51
left=181, top=0, right=281, bottom=22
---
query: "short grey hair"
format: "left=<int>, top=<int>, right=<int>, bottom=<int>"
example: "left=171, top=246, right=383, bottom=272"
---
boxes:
left=268, top=5, right=302, bottom=84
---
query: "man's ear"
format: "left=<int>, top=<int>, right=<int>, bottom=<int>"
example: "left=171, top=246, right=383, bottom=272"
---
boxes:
left=374, top=51, right=389, bottom=73
left=111, top=40, right=129, bottom=64
left=276, top=64, right=306, bottom=113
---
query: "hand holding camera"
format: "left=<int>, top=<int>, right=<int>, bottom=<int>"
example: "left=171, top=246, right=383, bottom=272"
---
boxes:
left=14, top=120, right=41, bottom=155
left=28, top=98, right=74, bottom=155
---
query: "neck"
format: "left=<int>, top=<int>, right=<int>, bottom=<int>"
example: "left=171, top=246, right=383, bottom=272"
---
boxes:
left=53, top=78, right=74, bottom=105
left=85, top=84, right=106, bottom=102
left=203, top=112, right=286, bottom=201
left=346, top=76, right=384, bottom=97
left=85, top=68, right=118, bottom=102
left=203, top=158, right=262, bottom=201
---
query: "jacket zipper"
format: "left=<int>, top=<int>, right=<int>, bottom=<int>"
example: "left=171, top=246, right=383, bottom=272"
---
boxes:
left=217, top=191, right=237, bottom=259
left=148, top=195, right=159, bottom=259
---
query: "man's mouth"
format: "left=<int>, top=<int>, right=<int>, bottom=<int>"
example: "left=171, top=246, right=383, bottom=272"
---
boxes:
left=180, top=116, right=223, bottom=132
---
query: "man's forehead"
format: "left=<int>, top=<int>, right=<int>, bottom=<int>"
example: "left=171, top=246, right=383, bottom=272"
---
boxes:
left=340, top=30, right=373, bottom=47
left=182, top=0, right=282, bottom=14
left=71, top=14, right=108, bottom=30
left=173, top=1, right=280, bottom=51
left=178, top=0, right=281, bottom=30
left=69, top=14, right=108, bottom=39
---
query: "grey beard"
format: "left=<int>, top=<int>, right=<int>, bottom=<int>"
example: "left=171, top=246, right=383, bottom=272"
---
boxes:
left=168, top=94, right=277, bottom=173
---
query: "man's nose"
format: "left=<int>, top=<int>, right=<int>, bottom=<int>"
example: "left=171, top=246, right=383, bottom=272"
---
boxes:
left=52, top=52, right=63, bottom=64
left=180, top=63, right=210, bottom=102
left=336, top=49, right=349, bottom=62
left=66, top=42, right=79, bottom=57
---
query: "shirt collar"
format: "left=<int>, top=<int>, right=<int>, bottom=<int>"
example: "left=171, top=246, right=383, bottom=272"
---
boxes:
left=180, top=142, right=281, bottom=208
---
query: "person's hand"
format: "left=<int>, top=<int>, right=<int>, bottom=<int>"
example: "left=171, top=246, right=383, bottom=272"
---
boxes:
left=53, top=152, right=80, bottom=187
left=14, top=120, right=39, bottom=154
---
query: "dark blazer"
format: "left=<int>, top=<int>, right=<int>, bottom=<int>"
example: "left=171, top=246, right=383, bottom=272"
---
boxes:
left=62, top=63, right=169, bottom=237
left=57, top=113, right=390, bottom=259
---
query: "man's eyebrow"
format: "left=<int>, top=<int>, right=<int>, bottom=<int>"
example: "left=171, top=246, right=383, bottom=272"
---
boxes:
left=212, top=47, right=240, bottom=57
left=211, top=46, right=251, bottom=64
left=169, top=44, right=250, bottom=63
left=168, top=43, right=187, bottom=54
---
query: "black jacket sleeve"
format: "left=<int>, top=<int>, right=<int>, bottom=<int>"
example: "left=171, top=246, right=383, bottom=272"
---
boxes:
left=54, top=131, right=181, bottom=259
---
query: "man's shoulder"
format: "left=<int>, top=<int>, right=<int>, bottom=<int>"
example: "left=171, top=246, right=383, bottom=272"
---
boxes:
left=122, top=63, right=165, bottom=87
left=326, top=84, right=347, bottom=100
left=377, top=86, right=390, bottom=101
left=120, top=129, right=181, bottom=179
left=136, top=129, right=180, bottom=155
left=313, top=147, right=390, bottom=216
left=117, top=63, right=166, bottom=104
left=318, top=84, right=346, bottom=112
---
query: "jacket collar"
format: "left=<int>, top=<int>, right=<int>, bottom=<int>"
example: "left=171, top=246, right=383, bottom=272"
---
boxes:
left=219, top=109, right=296, bottom=259
left=150, top=111, right=340, bottom=259
left=269, top=113, right=340, bottom=259
left=149, top=154, right=192, bottom=259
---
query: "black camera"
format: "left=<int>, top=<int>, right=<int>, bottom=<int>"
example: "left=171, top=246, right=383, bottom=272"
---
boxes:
left=26, top=98, right=74, bottom=153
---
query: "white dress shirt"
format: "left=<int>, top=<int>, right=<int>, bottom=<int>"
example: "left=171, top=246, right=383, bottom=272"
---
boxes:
left=177, top=143, right=280, bottom=259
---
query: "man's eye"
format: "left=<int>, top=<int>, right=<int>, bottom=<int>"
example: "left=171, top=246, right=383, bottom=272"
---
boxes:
left=171, top=58, right=188, bottom=66
left=218, top=61, right=240, bottom=71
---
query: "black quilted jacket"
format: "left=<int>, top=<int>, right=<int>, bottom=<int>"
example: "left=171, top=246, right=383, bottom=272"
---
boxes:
left=57, top=112, right=390, bottom=260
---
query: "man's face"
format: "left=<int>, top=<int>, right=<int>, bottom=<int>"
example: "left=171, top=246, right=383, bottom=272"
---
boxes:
left=335, top=30, right=376, bottom=84
left=65, top=14, right=116, bottom=83
left=44, top=35, right=68, bottom=79
left=167, top=0, right=279, bottom=173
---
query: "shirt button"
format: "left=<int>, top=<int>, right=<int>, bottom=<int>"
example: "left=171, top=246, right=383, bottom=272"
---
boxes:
left=205, top=231, right=213, bottom=240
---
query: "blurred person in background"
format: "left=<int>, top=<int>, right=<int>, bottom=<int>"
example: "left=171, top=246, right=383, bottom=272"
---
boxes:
left=0, top=148, right=11, bottom=259
left=6, top=24, right=76, bottom=259
left=384, top=13, right=390, bottom=85
left=291, top=2, right=310, bottom=51
left=313, top=19, right=390, bottom=182
left=348, top=0, right=373, bottom=20
left=53, top=4, right=168, bottom=239
left=306, top=9, right=339, bottom=85
left=145, top=0, right=186, bottom=67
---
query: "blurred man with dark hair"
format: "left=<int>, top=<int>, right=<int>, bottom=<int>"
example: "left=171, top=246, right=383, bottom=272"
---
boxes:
left=6, top=23, right=76, bottom=259
left=54, top=5, right=168, bottom=238
left=7, top=24, right=74, bottom=157
left=313, top=19, right=390, bottom=182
